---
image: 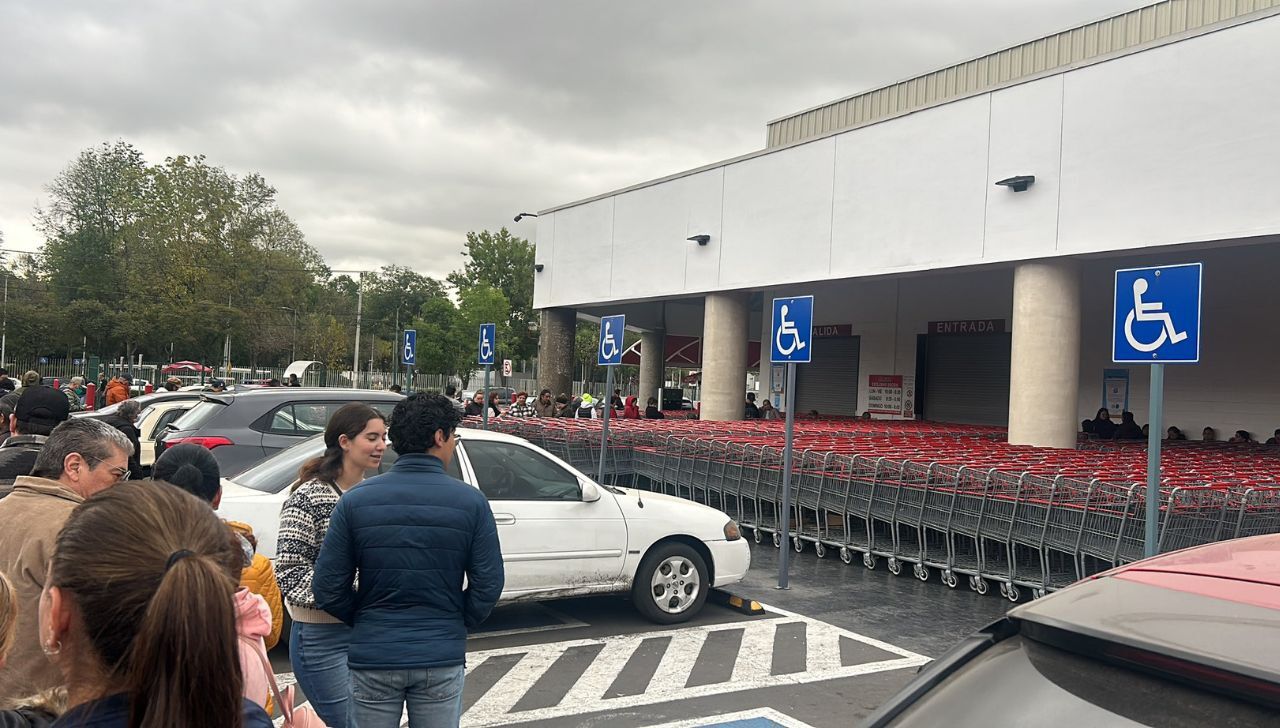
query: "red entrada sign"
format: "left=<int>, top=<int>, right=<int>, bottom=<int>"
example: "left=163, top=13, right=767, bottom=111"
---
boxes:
left=928, top=319, right=1006, bottom=335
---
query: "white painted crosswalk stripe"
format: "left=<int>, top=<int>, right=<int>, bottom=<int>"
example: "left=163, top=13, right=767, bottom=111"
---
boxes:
left=273, top=608, right=927, bottom=728
left=458, top=609, right=927, bottom=727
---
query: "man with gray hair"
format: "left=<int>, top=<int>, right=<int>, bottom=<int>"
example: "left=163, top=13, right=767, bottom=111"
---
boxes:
left=0, top=417, right=131, bottom=700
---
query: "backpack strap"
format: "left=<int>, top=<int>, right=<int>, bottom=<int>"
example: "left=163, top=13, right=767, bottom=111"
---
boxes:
left=251, top=638, right=294, bottom=725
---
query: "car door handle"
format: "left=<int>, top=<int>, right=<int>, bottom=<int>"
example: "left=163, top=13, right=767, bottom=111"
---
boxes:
left=493, top=513, right=516, bottom=526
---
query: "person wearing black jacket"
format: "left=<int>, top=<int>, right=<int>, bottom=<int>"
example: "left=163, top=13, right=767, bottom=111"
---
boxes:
left=0, top=386, right=71, bottom=490
left=102, top=399, right=144, bottom=479
left=1088, top=408, right=1118, bottom=439
left=644, top=396, right=665, bottom=419
left=1112, top=411, right=1144, bottom=440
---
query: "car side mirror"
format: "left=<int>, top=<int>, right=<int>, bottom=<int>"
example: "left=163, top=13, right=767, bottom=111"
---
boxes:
left=580, top=479, right=602, bottom=503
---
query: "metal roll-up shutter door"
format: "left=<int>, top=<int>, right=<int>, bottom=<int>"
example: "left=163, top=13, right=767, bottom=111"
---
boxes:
left=924, top=334, right=1011, bottom=425
left=794, top=336, right=860, bottom=416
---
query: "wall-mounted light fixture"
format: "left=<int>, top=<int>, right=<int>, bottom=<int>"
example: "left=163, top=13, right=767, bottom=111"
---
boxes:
left=994, top=175, right=1036, bottom=192
left=514, top=212, right=539, bottom=222
left=687, top=234, right=711, bottom=246
left=533, top=263, right=544, bottom=273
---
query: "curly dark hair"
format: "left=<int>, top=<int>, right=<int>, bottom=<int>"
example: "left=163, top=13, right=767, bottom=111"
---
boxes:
left=389, top=392, right=461, bottom=455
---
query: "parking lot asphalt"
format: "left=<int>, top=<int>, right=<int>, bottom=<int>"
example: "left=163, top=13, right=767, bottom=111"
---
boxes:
left=270, top=535, right=1012, bottom=727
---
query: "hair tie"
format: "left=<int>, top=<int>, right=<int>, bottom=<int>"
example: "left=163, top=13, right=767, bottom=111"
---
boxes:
left=165, top=549, right=195, bottom=571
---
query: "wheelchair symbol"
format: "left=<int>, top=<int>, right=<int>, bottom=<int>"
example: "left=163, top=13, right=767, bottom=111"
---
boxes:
left=1124, top=277, right=1188, bottom=353
left=403, top=339, right=414, bottom=362
left=775, top=304, right=807, bottom=357
left=600, top=321, right=620, bottom=361
left=480, top=331, right=494, bottom=361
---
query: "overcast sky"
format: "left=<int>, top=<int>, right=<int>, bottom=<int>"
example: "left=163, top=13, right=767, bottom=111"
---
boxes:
left=0, top=0, right=1149, bottom=280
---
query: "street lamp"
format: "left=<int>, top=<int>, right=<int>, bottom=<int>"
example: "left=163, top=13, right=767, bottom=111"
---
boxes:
left=279, top=306, right=298, bottom=364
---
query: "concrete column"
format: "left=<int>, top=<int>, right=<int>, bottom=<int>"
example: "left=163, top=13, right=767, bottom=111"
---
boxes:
left=1007, top=260, right=1080, bottom=448
left=700, top=292, right=749, bottom=421
left=638, top=329, right=665, bottom=405
left=537, top=308, right=576, bottom=398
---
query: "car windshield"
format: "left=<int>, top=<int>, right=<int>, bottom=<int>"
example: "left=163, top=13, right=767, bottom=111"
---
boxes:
left=169, top=399, right=227, bottom=432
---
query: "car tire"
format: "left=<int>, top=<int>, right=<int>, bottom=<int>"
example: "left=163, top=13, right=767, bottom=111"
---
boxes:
left=632, top=542, right=710, bottom=625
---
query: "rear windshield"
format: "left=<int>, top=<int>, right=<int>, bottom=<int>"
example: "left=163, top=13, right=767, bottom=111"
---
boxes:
left=888, top=634, right=1273, bottom=727
left=169, top=399, right=227, bottom=432
left=236, top=434, right=325, bottom=493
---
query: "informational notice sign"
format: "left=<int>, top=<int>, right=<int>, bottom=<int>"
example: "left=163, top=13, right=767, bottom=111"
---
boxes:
left=1103, top=368, right=1130, bottom=417
left=867, top=375, right=914, bottom=418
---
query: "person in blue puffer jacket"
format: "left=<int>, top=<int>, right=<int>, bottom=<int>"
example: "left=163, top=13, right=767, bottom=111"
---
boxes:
left=313, top=392, right=504, bottom=728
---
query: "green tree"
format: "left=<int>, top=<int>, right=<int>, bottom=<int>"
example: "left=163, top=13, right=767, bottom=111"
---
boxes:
left=455, top=285, right=510, bottom=387
left=446, top=229, right=536, bottom=361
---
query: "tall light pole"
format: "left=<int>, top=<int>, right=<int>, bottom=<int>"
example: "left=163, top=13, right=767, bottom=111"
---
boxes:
left=352, top=275, right=364, bottom=389
left=279, top=306, right=297, bottom=364
left=1, top=273, right=8, bottom=369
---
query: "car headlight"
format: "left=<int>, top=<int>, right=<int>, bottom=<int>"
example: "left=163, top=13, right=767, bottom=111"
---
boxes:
left=723, top=520, right=741, bottom=541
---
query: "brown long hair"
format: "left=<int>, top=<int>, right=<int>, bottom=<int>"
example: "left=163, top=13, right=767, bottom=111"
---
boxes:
left=296, top=402, right=386, bottom=488
left=50, top=481, right=244, bottom=728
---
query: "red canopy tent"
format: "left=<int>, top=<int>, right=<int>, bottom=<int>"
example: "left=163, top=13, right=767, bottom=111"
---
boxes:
left=161, top=360, right=212, bottom=374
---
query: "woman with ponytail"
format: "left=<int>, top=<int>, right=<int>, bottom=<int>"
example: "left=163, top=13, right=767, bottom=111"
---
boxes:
left=39, top=481, right=270, bottom=727
left=275, top=403, right=387, bottom=728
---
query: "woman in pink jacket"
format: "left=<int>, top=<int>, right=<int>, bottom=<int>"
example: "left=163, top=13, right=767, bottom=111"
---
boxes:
left=235, top=585, right=275, bottom=713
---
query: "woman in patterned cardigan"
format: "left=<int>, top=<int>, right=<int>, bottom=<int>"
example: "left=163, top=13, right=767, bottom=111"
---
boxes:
left=275, top=403, right=387, bottom=728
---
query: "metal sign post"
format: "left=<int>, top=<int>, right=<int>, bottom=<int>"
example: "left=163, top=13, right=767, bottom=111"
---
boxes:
left=1112, top=263, right=1201, bottom=558
left=597, top=315, right=625, bottom=484
left=770, top=296, right=814, bottom=589
left=479, top=323, right=497, bottom=430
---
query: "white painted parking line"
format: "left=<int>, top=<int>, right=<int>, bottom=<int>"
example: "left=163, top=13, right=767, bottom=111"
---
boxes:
left=272, top=605, right=927, bottom=728
left=457, top=606, right=927, bottom=727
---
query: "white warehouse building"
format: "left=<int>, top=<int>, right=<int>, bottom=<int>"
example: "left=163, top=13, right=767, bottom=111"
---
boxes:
left=531, top=0, right=1280, bottom=448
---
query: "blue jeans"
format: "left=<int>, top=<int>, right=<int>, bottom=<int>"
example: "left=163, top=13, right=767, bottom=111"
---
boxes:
left=288, top=621, right=353, bottom=728
left=351, top=665, right=466, bottom=728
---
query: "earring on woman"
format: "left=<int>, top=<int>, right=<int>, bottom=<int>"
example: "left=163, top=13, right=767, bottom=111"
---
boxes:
left=42, top=637, right=62, bottom=656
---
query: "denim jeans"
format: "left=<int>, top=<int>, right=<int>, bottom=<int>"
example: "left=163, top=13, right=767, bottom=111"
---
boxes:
left=288, top=621, right=354, bottom=728
left=351, top=665, right=466, bottom=728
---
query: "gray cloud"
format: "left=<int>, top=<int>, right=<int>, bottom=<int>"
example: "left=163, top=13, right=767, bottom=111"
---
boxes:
left=0, top=0, right=1148, bottom=280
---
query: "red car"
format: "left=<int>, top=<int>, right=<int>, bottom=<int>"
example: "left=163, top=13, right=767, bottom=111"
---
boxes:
left=865, top=534, right=1280, bottom=726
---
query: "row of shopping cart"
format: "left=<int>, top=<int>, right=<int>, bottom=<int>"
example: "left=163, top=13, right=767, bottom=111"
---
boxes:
left=482, top=417, right=1280, bottom=600
left=631, top=436, right=1280, bottom=600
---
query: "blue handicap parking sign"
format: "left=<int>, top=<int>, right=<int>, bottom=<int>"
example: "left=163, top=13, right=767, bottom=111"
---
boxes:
left=401, top=329, right=416, bottom=366
left=771, top=296, right=813, bottom=364
left=598, top=315, right=625, bottom=366
left=1113, top=263, right=1201, bottom=363
left=478, top=323, right=496, bottom=366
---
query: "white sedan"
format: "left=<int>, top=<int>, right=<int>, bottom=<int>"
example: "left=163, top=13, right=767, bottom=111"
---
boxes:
left=217, top=427, right=751, bottom=624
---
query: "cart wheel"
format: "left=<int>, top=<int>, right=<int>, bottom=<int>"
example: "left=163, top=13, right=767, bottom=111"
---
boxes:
left=915, top=564, right=929, bottom=582
left=943, top=571, right=958, bottom=589
left=863, top=553, right=877, bottom=570
left=1033, top=588, right=1046, bottom=599
left=814, top=542, right=826, bottom=559
left=888, top=558, right=902, bottom=576
left=752, top=528, right=762, bottom=544
left=1006, top=585, right=1021, bottom=603
left=999, top=582, right=1009, bottom=599
left=773, top=532, right=782, bottom=549
left=840, top=547, right=853, bottom=565
left=975, top=578, right=989, bottom=595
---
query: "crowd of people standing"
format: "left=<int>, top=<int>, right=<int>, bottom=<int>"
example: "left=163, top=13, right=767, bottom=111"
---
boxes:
left=0, top=385, right=504, bottom=727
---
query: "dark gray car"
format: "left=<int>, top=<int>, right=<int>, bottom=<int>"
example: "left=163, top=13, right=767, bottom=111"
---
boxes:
left=156, top=387, right=403, bottom=476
